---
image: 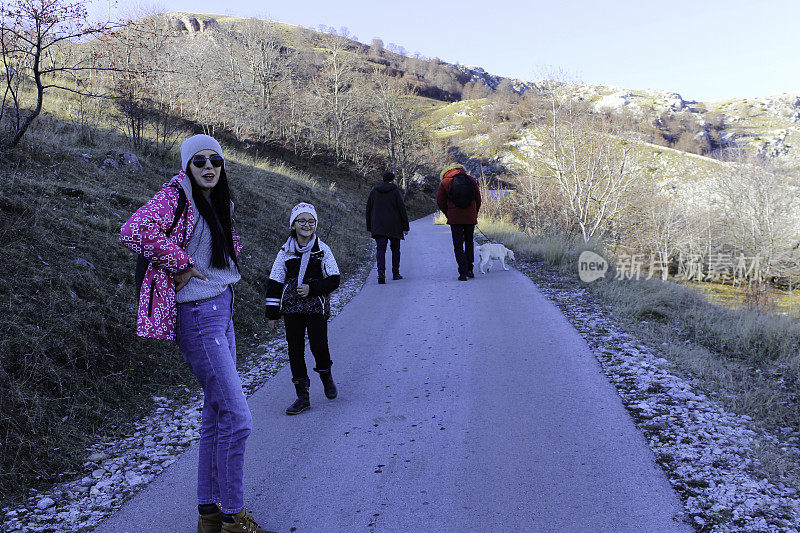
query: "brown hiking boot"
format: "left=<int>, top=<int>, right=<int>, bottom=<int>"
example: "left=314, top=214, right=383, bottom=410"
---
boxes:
left=221, top=508, right=276, bottom=533
left=198, top=510, right=223, bottom=533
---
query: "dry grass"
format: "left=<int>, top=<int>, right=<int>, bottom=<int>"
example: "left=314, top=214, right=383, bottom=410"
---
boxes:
left=687, top=279, right=800, bottom=317
left=0, top=107, right=434, bottom=505
left=477, top=214, right=800, bottom=486
left=594, top=279, right=800, bottom=367
left=476, top=215, right=601, bottom=267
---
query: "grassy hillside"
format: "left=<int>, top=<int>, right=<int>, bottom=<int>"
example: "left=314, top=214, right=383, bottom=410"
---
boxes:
left=430, top=84, right=800, bottom=170
left=158, top=11, right=475, bottom=102
left=0, top=105, right=433, bottom=504
left=431, top=86, right=800, bottom=305
left=427, top=89, right=800, bottom=244
left=1, top=11, right=471, bottom=505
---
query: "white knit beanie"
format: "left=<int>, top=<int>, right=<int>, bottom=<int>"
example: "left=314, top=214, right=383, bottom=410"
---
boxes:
left=289, top=202, right=318, bottom=229
left=180, top=134, right=224, bottom=170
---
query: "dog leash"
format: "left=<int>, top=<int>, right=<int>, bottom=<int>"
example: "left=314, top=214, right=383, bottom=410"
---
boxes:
left=475, top=225, right=497, bottom=244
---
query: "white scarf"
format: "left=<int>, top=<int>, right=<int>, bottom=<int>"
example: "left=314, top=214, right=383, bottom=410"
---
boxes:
left=284, top=235, right=317, bottom=288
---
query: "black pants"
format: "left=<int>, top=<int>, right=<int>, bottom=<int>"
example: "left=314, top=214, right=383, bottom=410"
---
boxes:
left=283, top=313, right=332, bottom=382
left=374, top=236, right=401, bottom=275
left=450, top=224, right=475, bottom=274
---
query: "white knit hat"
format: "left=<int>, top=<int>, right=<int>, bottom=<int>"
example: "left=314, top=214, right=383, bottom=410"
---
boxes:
left=180, top=134, right=224, bottom=170
left=289, top=202, right=318, bottom=229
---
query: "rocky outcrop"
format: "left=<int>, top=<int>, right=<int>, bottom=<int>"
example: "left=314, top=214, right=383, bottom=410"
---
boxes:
left=168, top=14, right=219, bottom=35
left=760, top=93, right=800, bottom=123
left=102, top=151, right=143, bottom=171
left=593, top=91, right=631, bottom=112
left=593, top=91, right=644, bottom=118
left=454, top=64, right=536, bottom=94
left=663, top=92, right=686, bottom=111
left=756, top=129, right=791, bottom=158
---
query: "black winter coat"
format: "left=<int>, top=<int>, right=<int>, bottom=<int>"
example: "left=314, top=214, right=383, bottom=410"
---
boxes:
left=265, top=237, right=340, bottom=320
left=366, top=182, right=410, bottom=239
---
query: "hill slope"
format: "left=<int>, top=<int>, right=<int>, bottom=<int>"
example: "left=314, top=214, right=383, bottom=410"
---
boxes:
left=0, top=109, right=433, bottom=505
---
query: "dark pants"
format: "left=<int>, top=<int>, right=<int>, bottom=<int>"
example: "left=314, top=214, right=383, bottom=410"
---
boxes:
left=283, top=313, right=332, bottom=382
left=374, top=236, right=401, bottom=276
left=450, top=224, right=475, bottom=274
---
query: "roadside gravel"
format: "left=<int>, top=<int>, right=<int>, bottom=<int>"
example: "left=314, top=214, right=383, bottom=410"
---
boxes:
left=8, top=246, right=800, bottom=532
left=1, top=252, right=372, bottom=533
left=516, top=258, right=800, bottom=533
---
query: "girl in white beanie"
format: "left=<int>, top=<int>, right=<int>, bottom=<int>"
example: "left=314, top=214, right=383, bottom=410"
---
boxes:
left=265, top=202, right=341, bottom=414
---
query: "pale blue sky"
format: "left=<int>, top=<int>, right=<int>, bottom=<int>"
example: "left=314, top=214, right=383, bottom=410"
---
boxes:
left=88, top=0, right=799, bottom=102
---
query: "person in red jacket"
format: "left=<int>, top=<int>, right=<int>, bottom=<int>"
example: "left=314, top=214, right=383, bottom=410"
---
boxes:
left=436, top=163, right=482, bottom=281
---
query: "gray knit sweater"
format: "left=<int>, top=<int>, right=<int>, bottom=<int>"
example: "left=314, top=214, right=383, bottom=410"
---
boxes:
left=175, top=175, right=241, bottom=303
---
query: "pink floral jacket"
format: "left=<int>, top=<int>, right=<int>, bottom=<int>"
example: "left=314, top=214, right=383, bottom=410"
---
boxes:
left=119, top=172, right=242, bottom=340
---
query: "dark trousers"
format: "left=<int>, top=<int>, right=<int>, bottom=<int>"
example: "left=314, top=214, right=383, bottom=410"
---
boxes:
left=283, top=313, right=332, bottom=382
left=374, top=236, right=401, bottom=275
left=450, top=224, right=475, bottom=274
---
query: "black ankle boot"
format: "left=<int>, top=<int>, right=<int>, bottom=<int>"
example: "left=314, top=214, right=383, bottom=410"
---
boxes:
left=286, top=378, right=310, bottom=415
left=315, top=366, right=338, bottom=399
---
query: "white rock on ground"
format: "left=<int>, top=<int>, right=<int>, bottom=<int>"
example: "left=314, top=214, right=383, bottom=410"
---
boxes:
left=593, top=91, right=632, bottom=113
left=0, top=250, right=372, bottom=533
left=35, top=499, right=54, bottom=511
left=513, top=257, right=800, bottom=532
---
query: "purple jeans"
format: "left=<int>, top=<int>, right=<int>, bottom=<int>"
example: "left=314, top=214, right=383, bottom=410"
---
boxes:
left=176, top=287, right=252, bottom=515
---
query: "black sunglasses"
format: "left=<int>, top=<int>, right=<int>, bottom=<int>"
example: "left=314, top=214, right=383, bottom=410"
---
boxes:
left=191, top=154, right=224, bottom=168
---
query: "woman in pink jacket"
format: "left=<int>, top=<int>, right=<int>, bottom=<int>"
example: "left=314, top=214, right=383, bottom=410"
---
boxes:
left=120, top=134, right=272, bottom=533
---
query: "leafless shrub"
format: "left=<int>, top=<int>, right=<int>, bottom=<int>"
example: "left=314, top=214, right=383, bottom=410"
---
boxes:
left=522, top=80, right=642, bottom=243
left=0, top=0, right=120, bottom=147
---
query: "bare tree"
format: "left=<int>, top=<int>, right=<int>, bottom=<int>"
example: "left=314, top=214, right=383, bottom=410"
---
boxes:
left=616, top=181, right=690, bottom=280
left=216, top=23, right=251, bottom=138
left=0, top=0, right=117, bottom=147
left=711, top=153, right=800, bottom=279
left=391, top=91, right=427, bottom=187
left=311, top=33, right=359, bottom=163
left=102, top=15, right=184, bottom=150
left=171, top=33, right=223, bottom=134
left=339, top=82, right=379, bottom=174
left=240, top=19, right=285, bottom=121
left=371, top=68, right=404, bottom=173
left=526, top=82, right=641, bottom=242
left=369, top=38, right=383, bottom=57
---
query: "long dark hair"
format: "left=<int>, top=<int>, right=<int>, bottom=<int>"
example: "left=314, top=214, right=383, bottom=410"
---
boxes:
left=185, top=162, right=238, bottom=269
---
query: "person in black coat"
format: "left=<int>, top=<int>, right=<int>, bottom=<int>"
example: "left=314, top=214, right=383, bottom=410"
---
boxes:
left=366, top=171, right=410, bottom=284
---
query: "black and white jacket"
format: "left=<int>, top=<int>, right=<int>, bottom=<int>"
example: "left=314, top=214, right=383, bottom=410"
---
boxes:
left=265, top=237, right=340, bottom=320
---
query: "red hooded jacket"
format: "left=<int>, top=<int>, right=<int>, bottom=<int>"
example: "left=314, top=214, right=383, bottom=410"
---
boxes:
left=436, top=171, right=482, bottom=225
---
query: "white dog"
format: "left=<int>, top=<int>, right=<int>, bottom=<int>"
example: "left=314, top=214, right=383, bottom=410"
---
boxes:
left=476, top=243, right=515, bottom=274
